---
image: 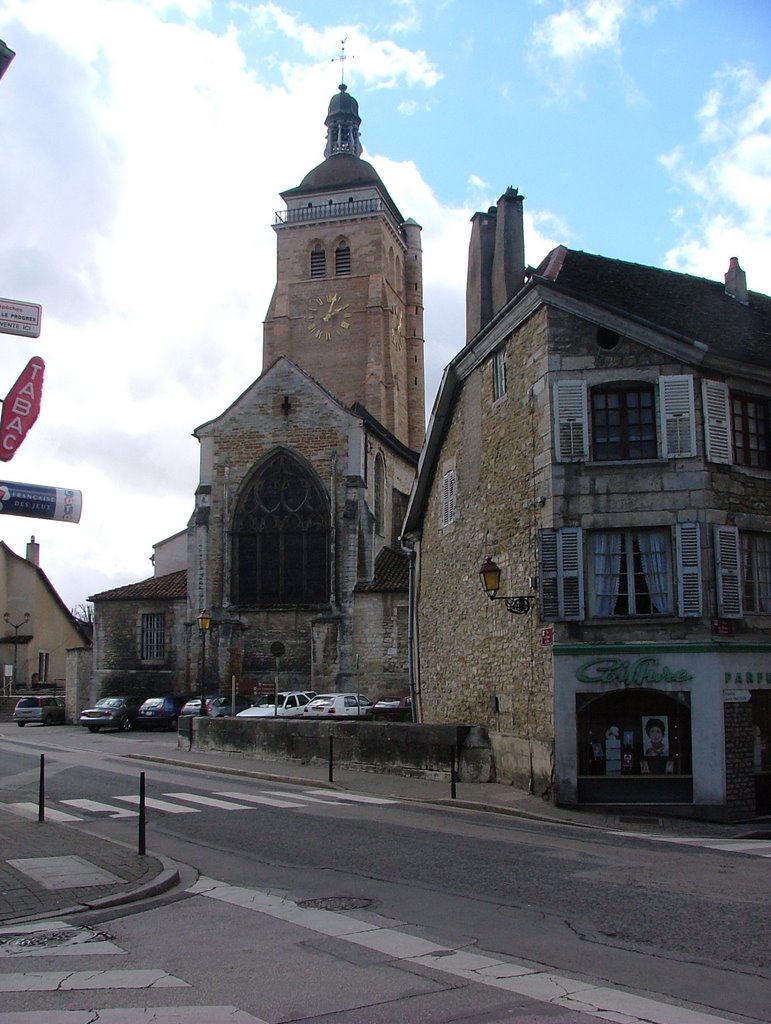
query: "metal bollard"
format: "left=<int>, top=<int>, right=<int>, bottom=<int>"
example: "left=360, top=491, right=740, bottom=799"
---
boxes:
left=138, top=772, right=146, bottom=855
left=38, top=753, right=45, bottom=822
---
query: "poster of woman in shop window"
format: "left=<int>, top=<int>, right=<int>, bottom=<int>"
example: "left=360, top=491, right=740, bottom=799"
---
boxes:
left=643, top=716, right=669, bottom=757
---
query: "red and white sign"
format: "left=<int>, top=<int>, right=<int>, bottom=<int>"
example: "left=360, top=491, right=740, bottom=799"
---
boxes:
left=0, top=357, right=45, bottom=461
left=0, top=297, right=42, bottom=338
left=540, top=626, right=554, bottom=647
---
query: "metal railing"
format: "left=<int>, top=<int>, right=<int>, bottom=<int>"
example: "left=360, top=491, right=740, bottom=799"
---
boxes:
left=275, top=197, right=392, bottom=227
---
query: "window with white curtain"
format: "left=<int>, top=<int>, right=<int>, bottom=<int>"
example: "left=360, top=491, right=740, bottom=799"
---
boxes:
left=742, top=533, right=771, bottom=613
left=588, top=529, right=673, bottom=616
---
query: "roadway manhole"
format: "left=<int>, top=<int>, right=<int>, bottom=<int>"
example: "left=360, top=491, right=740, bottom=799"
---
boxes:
left=0, top=926, right=114, bottom=952
left=298, top=896, right=373, bottom=911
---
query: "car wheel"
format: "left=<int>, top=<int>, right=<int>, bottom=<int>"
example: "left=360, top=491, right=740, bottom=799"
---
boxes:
left=119, top=716, right=133, bottom=732
left=43, top=715, right=53, bottom=726
left=88, top=725, right=101, bottom=733
left=16, top=721, right=25, bottom=727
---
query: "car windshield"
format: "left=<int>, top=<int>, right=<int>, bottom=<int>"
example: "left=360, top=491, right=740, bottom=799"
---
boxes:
left=97, top=698, right=124, bottom=708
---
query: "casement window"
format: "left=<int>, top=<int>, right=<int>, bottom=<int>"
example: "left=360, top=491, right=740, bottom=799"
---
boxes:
left=732, top=392, right=771, bottom=468
left=233, top=450, right=330, bottom=606
left=492, top=348, right=507, bottom=402
left=141, top=613, right=165, bottom=660
left=590, top=383, right=656, bottom=461
left=440, top=468, right=457, bottom=528
left=335, top=242, right=351, bottom=276
left=588, top=529, right=673, bottom=616
left=553, top=376, right=696, bottom=462
left=741, top=533, right=771, bottom=613
left=310, top=244, right=326, bottom=279
left=539, top=523, right=701, bottom=620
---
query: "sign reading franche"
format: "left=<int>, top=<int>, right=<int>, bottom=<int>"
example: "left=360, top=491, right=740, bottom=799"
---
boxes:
left=576, top=657, right=692, bottom=687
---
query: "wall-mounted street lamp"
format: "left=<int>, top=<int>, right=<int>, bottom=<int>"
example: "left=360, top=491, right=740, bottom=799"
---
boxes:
left=478, top=558, right=533, bottom=615
left=4, top=611, right=31, bottom=687
left=197, top=610, right=211, bottom=716
left=0, top=41, right=16, bottom=82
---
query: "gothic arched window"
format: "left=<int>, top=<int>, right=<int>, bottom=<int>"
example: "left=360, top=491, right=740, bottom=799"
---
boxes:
left=310, top=244, right=326, bottom=279
left=335, top=241, right=351, bottom=276
left=232, top=451, right=330, bottom=606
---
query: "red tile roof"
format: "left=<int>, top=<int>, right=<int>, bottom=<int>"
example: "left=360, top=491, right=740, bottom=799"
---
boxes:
left=90, top=569, right=187, bottom=602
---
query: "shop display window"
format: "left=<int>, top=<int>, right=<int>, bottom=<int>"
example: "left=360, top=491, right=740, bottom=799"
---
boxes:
left=577, top=689, right=692, bottom=778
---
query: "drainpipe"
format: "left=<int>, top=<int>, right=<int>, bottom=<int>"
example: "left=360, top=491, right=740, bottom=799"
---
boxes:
left=403, top=542, right=418, bottom=723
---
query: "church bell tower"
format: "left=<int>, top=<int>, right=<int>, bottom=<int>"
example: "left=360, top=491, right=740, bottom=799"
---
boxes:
left=263, top=83, right=425, bottom=452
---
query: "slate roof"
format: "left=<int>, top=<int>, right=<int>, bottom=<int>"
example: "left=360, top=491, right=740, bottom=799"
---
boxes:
left=90, top=569, right=187, bottom=603
left=536, top=247, right=771, bottom=369
left=355, top=546, right=409, bottom=593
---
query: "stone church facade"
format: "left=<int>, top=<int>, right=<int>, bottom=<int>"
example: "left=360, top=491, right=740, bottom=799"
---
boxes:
left=90, top=84, right=424, bottom=702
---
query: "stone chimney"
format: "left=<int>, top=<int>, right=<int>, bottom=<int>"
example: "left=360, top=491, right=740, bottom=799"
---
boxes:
left=26, top=535, right=39, bottom=566
left=465, top=187, right=525, bottom=340
left=725, top=257, right=748, bottom=305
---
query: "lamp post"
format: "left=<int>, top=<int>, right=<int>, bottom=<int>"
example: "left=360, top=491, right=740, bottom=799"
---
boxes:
left=197, top=610, right=211, bottom=716
left=4, top=611, right=30, bottom=690
left=478, top=558, right=533, bottom=615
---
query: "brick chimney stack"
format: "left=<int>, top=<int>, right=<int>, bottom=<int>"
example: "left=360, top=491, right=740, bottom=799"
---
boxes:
left=466, top=187, right=525, bottom=340
left=26, top=535, right=39, bottom=566
left=725, top=256, right=748, bottom=305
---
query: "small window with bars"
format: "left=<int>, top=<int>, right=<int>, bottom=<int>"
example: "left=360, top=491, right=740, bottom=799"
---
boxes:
left=141, top=613, right=166, bottom=660
left=335, top=243, right=351, bottom=276
left=310, top=244, right=326, bottom=279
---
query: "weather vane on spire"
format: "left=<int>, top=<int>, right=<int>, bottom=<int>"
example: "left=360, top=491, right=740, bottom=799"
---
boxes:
left=331, top=37, right=353, bottom=86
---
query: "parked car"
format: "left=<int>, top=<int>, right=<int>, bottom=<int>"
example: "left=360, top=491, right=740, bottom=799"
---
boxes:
left=137, top=695, right=187, bottom=730
left=237, top=691, right=315, bottom=718
left=302, top=693, right=374, bottom=718
left=372, top=695, right=413, bottom=720
left=79, top=696, right=143, bottom=732
left=181, top=694, right=256, bottom=717
left=13, top=695, right=66, bottom=727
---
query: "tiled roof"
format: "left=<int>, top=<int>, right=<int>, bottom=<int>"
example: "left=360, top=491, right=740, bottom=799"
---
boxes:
left=90, top=569, right=187, bottom=602
left=536, top=247, right=771, bottom=369
left=355, top=547, right=409, bottom=593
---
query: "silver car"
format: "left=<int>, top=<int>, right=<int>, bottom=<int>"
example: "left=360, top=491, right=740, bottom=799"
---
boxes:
left=13, top=695, right=66, bottom=727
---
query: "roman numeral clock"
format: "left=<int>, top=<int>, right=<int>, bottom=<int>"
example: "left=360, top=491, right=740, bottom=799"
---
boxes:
left=306, top=292, right=351, bottom=341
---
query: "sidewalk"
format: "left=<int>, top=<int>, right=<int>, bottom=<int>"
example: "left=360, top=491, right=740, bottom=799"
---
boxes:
left=1, top=745, right=766, bottom=927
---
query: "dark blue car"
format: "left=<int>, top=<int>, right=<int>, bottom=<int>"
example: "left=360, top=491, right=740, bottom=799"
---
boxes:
left=137, top=695, right=187, bottom=730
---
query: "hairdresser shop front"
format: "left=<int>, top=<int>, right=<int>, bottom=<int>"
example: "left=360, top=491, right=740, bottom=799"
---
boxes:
left=552, top=642, right=771, bottom=821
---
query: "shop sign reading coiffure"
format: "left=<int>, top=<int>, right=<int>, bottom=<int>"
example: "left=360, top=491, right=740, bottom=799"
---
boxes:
left=576, top=656, right=692, bottom=687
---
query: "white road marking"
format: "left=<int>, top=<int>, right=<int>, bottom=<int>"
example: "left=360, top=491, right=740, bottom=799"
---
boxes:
left=214, top=791, right=307, bottom=808
left=5, top=802, right=81, bottom=822
left=260, top=790, right=346, bottom=805
left=191, top=877, right=746, bottom=1024
left=0, top=969, right=189, bottom=992
left=610, top=832, right=771, bottom=858
left=303, top=788, right=397, bottom=804
left=114, top=795, right=198, bottom=813
left=161, top=792, right=252, bottom=810
left=61, top=798, right=138, bottom=818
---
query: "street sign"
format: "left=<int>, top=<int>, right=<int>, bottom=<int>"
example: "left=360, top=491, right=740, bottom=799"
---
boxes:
left=723, top=689, right=751, bottom=703
left=0, top=357, right=44, bottom=461
left=0, top=297, right=42, bottom=338
left=0, top=480, right=81, bottom=523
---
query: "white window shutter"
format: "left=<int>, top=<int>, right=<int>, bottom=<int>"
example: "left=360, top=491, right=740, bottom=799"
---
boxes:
left=714, top=525, right=743, bottom=618
left=660, top=375, right=696, bottom=458
left=676, top=522, right=702, bottom=616
left=553, top=381, right=588, bottom=462
left=440, top=469, right=456, bottom=527
left=539, top=528, right=583, bottom=620
left=701, top=379, right=732, bottom=464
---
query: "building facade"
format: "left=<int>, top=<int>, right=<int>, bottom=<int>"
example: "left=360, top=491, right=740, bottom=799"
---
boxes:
left=404, top=192, right=771, bottom=819
left=91, top=84, right=424, bottom=703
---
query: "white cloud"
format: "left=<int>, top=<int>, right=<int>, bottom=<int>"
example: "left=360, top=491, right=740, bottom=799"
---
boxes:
left=533, top=0, right=630, bottom=60
left=661, top=66, right=771, bottom=291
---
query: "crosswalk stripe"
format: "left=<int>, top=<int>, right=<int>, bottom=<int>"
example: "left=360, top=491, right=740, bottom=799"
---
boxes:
left=261, top=790, right=346, bottom=805
left=6, top=802, right=81, bottom=822
left=114, top=795, right=198, bottom=813
left=0, top=968, right=189, bottom=992
left=0, top=1006, right=268, bottom=1022
left=163, top=792, right=253, bottom=810
left=303, top=788, right=397, bottom=805
left=215, top=791, right=306, bottom=808
left=609, top=831, right=771, bottom=858
left=61, top=798, right=138, bottom=819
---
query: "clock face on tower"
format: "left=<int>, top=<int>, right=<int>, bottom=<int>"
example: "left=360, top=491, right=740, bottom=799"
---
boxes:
left=305, top=292, right=351, bottom=340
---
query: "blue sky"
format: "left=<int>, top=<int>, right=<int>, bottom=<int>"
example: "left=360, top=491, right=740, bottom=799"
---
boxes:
left=0, top=0, right=769, bottom=610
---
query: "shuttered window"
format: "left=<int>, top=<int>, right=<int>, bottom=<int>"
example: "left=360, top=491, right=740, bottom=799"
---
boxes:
left=714, top=525, right=742, bottom=618
left=310, top=244, right=326, bottom=279
left=440, top=469, right=456, bottom=528
left=539, top=528, right=584, bottom=620
left=553, top=381, right=588, bottom=461
left=702, top=379, right=731, bottom=464
left=676, top=522, right=702, bottom=616
left=659, top=375, right=696, bottom=458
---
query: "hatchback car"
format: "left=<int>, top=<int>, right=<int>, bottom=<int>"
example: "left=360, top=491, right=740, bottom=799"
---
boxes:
left=13, top=695, right=66, bottom=727
left=237, top=691, right=314, bottom=718
left=181, top=694, right=256, bottom=717
left=137, top=695, right=187, bottom=730
left=302, top=693, right=373, bottom=718
left=79, top=695, right=143, bottom=732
